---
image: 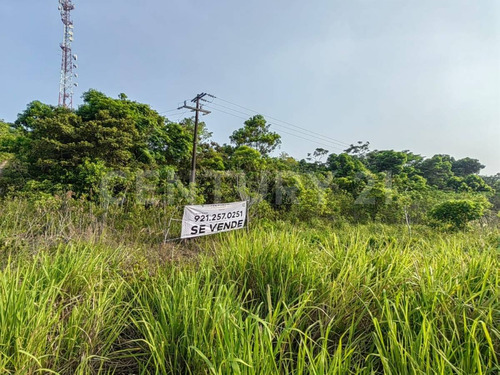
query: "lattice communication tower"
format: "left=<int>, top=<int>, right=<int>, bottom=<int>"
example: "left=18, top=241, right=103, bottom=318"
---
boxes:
left=58, top=0, right=78, bottom=108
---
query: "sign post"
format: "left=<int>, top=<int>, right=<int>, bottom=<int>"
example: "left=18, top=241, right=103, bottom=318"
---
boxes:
left=180, top=201, right=247, bottom=239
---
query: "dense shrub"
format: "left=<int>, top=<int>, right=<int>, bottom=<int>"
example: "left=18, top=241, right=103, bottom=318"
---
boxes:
left=429, top=199, right=488, bottom=230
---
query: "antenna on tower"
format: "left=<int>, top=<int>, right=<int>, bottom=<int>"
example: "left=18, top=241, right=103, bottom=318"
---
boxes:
left=58, top=0, right=77, bottom=108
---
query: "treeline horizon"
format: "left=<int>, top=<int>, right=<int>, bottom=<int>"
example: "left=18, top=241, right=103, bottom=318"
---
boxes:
left=1, top=90, right=499, bottom=229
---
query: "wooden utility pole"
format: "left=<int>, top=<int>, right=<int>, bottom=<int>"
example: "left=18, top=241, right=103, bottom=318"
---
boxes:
left=178, top=93, right=211, bottom=184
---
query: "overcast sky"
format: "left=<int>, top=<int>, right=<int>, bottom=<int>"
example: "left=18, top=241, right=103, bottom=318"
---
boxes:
left=1, top=0, right=499, bottom=173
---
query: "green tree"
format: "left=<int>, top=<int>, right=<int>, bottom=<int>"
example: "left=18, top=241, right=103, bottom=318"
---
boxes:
left=77, top=90, right=191, bottom=168
left=463, top=175, right=493, bottom=193
left=307, top=148, right=329, bottom=164
left=365, top=150, right=408, bottom=175
left=230, top=115, right=281, bottom=156
left=231, top=146, right=264, bottom=172
left=273, top=152, right=299, bottom=172
left=327, top=153, right=368, bottom=178
left=198, top=142, right=225, bottom=171
left=344, top=141, right=370, bottom=159
left=401, top=150, right=424, bottom=166
left=416, top=155, right=454, bottom=189
left=446, top=176, right=470, bottom=192
left=6, top=91, right=193, bottom=196
left=446, top=175, right=492, bottom=193
left=353, top=173, right=396, bottom=221
left=451, top=157, right=485, bottom=177
left=15, top=105, right=82, bottom=184
left=327, top=153, right=370, bottom=198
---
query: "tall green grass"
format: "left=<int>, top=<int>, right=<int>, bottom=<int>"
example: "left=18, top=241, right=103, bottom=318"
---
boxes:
left=0, top=200, right=498, bottom=374
left=0, top=244, right=131, bottom=374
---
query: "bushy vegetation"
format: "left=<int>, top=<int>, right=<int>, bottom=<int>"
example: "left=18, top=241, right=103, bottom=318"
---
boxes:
left=0, top=199, right=498, bottom=374
left=430, top=199, right=488, bottom=230
left=0, top=91, right=498, bottom=229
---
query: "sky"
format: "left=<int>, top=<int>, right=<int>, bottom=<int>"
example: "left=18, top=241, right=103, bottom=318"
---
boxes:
left=1, top=0, right=499, bottom=174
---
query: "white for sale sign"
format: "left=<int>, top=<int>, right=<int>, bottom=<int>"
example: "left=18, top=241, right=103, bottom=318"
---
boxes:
left=181, top=201, right=247, bottom=239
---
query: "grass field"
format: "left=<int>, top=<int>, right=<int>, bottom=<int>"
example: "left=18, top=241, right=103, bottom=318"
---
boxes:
left=0, top=199, right=499, bottom=374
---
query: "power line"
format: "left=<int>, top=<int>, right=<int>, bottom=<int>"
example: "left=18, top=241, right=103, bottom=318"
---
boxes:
left=162, top=111, right=191, bottom=118
left=157, top=95, right=352, bottom=153
left=175, top=111, right=190, bottom=122
left=273, top=128, right=345, bottom=153
left=205, top=105, right=345, bottom=152
left=159, top=108, right=183, bottom=114
left=204, top=104, right=345, bottom=151
left=212, top=96, right=351, bottom=148
left=207, top=102, right=347, bottom=150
